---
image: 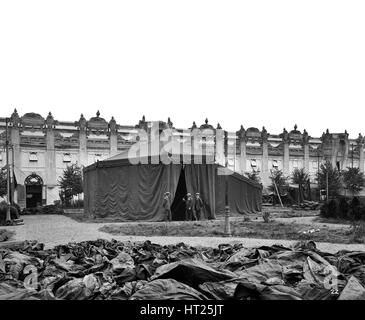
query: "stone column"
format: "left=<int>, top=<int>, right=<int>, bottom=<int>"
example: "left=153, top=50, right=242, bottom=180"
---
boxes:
left=303, top=129, right=310, bottom=173
left=10, top=109, right=23, bottom=206
left=10, top=109, right=21, bottom=174
left=282, top=128, right=290, bottom=176
left=190, top=122, right=200, bottom=164
left=161, top=119, right=174, bottom=164
left=109, top=116, right=118, bottom=157
left=360, top=145, right=364, bottom=173
left=78, top=114, right=88, bottom=166
left=357, top=134, right=364, bottom=173
left=237, top=126, right=246, bottom=175
left=215, top=126, right=224, bottom=166
left=45, top=112, right=57, bottom=205
left=261, top=127, right=269, bottom=186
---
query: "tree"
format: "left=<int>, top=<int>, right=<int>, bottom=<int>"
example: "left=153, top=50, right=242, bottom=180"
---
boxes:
left=0, top=169, right=7, bottom=198
left=268, top=170, right=288, bottom=196
left=58, top=164, right=83, bottom=206
left=317, top=160, right=342, bottom=199
left=342, top=167, right=365, bottom=196
left=245, top=171, right=261, bottom=184
left=291, top=168, right=310, bottom=203
left=291, top=168, right=310, bottom=186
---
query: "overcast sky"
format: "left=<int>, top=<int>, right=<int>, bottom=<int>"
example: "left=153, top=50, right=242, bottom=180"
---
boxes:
left=1, top=1, right=364, bottom=138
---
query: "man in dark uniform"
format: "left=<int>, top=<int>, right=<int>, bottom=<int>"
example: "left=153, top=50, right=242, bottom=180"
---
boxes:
left=162, top=192, right=172, bottom=222
left=194, top=192, right=204, bottom=220
left=183, top=193, right=196, bottom=221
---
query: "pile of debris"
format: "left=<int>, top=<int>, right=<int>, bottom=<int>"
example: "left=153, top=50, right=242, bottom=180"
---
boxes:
left=1, top=239, right=365, bottom=300
left=0, top=230, right=14, bottom=243
left=0, top=203, right=24, bottom=226
left=292, top=201, right=321, bottom=211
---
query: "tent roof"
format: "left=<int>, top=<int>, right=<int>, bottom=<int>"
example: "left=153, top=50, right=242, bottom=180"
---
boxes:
left=106, top=140, right=211, bottom=162
left=84, top=141, right=262, bottom=189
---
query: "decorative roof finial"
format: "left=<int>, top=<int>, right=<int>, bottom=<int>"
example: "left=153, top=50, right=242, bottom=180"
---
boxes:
left=167, top=117, right=173, bottom=128
left=294, top=124, right=297, bottom=131
left=142, top=115, right=145, bottom=122
left=96, top=110, right=100, bottom=118
left=205, top=118, right=208, bottom=125
left=11, top=108, right=20, bottom=127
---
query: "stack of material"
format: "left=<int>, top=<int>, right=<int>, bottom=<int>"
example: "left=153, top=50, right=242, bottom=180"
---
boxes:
left=292, top=201, right=321, bottom=211
left=0, top=239, right=365, bottom=300
left=0, top=230, right=14, bottom=243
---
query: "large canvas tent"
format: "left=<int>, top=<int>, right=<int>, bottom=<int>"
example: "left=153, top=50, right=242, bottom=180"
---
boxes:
left=83, top=146, right=262, bottom=221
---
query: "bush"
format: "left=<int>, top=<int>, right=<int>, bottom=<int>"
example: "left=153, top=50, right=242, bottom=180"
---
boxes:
left=0, top=201, right=21, bottom=223
left=349, top=197, right=361, bottom=221
left=263, top=211, right=270, bottom=223
left=338, top=197, right=349, bottom=219
left=349, top=221, right=365, bottom=243
left=64, top=199, right=84, bottom=209
left=39, top=205, right=64, bottom=215
left=327, top=199, right=338, bottom=219
left=320, top=197, right=365, bottom=221
left=21, top=204, right=64, bottom=215
left=320, top=201, right=330, bottom=218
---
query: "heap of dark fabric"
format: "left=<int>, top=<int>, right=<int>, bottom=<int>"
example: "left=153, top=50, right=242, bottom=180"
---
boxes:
left=0, top=239, right=365, bottom=300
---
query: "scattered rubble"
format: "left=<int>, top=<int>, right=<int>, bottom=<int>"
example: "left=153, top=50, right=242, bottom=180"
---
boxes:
left=301, top=228, right=321, bottom=235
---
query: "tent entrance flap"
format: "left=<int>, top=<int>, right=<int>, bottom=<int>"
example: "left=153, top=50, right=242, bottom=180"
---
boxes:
left=171, top=169, right=187, bottom=221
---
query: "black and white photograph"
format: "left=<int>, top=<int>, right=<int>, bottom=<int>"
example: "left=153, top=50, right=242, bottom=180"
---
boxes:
left=0, top=0, right=365, bottom=316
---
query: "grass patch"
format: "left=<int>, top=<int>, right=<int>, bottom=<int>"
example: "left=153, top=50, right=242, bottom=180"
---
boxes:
left=349, top=221, right=365, bottom=243
left=66, top=213, right=243, bottom=223
left=67, top=209, right=320, bottom=224
left=264, top=208, right=320, bottom=219
left=64, top=213, right=133, bottom=223
left=314, top=216, right=352, bottom=225
left=0, top=229, right=15, bottom=242
left=99, top=219, right=363, bottom=244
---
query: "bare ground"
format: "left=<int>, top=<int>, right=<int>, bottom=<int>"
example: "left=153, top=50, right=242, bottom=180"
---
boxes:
left=1, top=215, right=364, bottom=253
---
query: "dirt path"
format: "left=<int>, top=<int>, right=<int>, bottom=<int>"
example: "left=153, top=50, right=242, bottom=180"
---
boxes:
left=273, top=216, right=351, bottom=230
left=2, top=215, right=364, bottom=253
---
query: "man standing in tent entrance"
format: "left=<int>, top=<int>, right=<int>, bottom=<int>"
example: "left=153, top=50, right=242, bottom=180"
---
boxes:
left=194, top=193, right=204, bottom=220
left=163, top=192, right=172, bottom=222
left=183, top=193, right=196, bottom=221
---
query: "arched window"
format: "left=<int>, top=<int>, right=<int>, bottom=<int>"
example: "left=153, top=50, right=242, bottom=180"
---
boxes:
left=24, top=173, right=43, bottom=186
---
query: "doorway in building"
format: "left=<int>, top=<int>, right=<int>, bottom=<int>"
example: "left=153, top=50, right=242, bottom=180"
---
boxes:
left=25, top=174, right=43, bottom=208
left=171, top=169, right=187, bottom=221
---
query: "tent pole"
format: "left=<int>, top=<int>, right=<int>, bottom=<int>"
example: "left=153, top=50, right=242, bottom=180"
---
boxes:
left=10, top=145, right=15, bottom=205
left=270, top=170, right=283, bottom=208
left=5, top=118, right=11, bottom=224
left=224, top=130, right=231, bottom=237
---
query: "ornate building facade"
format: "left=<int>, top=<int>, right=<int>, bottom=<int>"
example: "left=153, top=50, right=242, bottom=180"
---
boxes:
left=0, top=109, right=364, bottom=208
